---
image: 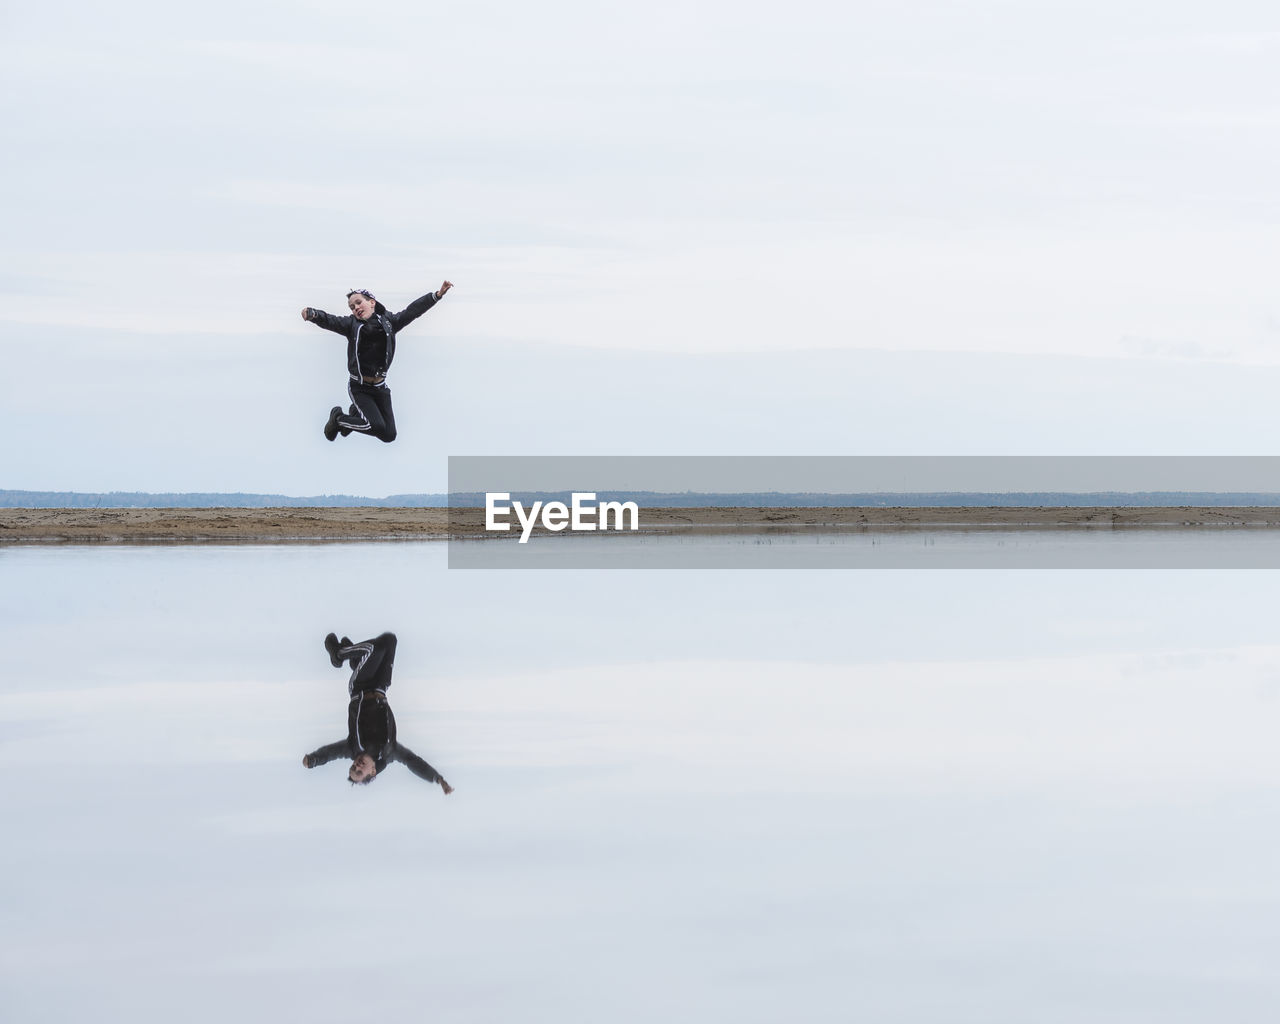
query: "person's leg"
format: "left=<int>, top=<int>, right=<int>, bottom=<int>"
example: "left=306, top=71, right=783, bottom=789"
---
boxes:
left=345, top=632, right=397, bottom=694
left=365, top=631, right=396, bottom=690
left=371, top=386, right=397, bottom=443
left=339, top=382, right=391, bottom=440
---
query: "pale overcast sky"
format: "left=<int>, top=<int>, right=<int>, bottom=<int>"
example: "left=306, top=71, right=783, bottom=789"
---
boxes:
left=5, top=1, right=1280, bottom=493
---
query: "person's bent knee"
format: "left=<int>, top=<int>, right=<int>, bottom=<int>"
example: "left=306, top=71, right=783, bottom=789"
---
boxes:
left=377, top=428, right=397, bottom=443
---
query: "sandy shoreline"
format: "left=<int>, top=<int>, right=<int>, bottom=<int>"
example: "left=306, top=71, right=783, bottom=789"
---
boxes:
left=4, top=506, right=1280, bottom=544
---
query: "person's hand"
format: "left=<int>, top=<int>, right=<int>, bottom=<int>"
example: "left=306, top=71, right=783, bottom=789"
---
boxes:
left=303, top=754, right=315, bottom=768
left=441, top=780, right=454, bottom=795
left=300, top=308, right=311, bottom=321
left=437, top=281, right=453, bottom=298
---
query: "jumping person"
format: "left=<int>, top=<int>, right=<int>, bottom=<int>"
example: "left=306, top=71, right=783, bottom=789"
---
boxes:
left=302, top=631, right=455, bottom=792
left=300, top=281, right=453, bottom=442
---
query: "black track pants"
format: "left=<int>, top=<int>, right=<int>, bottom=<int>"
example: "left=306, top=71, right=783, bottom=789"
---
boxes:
left=340, top=632, right=397, bottom=695
left=339, top=381, right=397, bottom=443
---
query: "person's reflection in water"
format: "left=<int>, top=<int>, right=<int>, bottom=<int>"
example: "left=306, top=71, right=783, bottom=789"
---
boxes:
left=302, top=632, right=454, bottom=793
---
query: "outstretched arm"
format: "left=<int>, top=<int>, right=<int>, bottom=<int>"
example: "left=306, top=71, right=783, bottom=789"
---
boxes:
left=303, top=740, right=350, bottom=768
left=390, top=281, right=453, bottom=332
left=392, top=743, right=454, bottom=794
left=300, top=307, right=354, bottom=334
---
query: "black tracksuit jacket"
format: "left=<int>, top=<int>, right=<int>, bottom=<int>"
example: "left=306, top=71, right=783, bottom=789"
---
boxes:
left=306, top=693, right=446, bottom=782
left=304, top=291, right=441, bottom=381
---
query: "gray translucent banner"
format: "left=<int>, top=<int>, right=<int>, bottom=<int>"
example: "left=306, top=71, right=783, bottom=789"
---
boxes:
left=447, top=456, right=1280, bottom=569
left=449, top=455, right=1280, bottom=496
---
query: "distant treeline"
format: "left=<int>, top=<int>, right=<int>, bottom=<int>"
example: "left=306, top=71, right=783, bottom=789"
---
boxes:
left=0, top=491, right=448, bottom=508
left=7, top=489, right=1280, bottom=508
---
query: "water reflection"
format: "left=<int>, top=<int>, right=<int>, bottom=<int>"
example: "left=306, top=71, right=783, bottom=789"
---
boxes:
left=302, top=631, right=454, bottom=793
left=9, top=545, right=1280, bottom=1020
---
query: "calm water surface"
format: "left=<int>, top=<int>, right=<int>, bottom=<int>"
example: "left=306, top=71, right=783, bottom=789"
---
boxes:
left=450, top=525, right=1280, bottom=567
left=3, top=540, right=1280, bottom=1022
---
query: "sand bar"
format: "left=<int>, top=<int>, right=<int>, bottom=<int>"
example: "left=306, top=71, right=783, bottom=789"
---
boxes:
left=4, top=506, right=1280, bottom=544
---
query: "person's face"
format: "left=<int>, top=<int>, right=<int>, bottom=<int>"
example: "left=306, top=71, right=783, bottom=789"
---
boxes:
left=348, top=293, right=376, bottom=320
left=349, top=753, right=377, bottom=783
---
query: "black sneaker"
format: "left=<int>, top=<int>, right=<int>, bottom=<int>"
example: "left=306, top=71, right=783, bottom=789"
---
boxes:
left=323, top=406, right=343, bottom=441
left=339, top=404, right=356, bottom=437
left=324, top=632, right=343, bottom=667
